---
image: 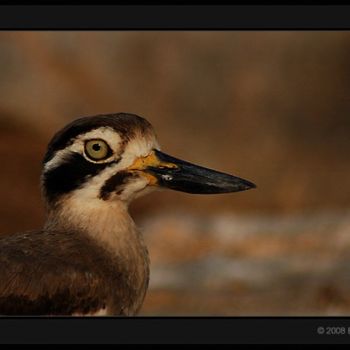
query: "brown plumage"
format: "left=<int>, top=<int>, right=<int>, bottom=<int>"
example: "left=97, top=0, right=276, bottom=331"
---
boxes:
left=0, top=229, right=148, bottom=315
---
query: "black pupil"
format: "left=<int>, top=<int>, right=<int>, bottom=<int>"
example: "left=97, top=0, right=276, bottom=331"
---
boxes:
left=92, top=143, right=101, bottom=152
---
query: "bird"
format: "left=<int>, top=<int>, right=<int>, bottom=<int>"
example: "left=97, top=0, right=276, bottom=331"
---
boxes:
left=0, top=113, right=255, bottom=316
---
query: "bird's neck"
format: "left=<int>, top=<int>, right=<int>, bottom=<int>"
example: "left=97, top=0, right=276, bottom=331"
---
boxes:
left=44, top=196, right=150, bottom=313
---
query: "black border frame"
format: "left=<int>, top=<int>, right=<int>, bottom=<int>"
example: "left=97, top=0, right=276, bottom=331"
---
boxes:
left=1, top=4, right=350, bottom=344
left=2, top=316, right=350, bottom=344
left=0, top=5, right=350, bottom=30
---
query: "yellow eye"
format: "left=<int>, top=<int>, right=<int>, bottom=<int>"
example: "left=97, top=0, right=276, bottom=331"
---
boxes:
left=85, top=139, right=111, bottom=161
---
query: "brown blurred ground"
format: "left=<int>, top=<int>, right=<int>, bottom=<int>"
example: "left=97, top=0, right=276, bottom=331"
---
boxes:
left=141, top=211, right=350, bottom=315
left=0, top=31, right=349, bottom=315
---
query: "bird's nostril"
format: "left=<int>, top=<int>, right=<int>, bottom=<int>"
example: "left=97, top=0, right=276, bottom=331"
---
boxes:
left=161, top=174, right=173, bottom=181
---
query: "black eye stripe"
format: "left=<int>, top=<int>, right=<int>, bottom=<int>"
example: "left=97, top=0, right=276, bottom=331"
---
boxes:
left=42, top=153, right=119, bottom=206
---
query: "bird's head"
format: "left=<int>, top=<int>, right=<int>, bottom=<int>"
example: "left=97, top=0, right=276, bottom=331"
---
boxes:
left=41, top=113, right=255, bottom=210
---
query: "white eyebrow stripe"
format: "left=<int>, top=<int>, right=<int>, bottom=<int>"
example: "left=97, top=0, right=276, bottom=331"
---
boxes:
left=43, top=127, right=123, bottom=172
left=43, top=143, right=83, bottom=172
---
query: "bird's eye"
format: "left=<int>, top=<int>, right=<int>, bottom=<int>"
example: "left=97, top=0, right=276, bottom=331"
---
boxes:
left=85, top=139, right=111, bottom=161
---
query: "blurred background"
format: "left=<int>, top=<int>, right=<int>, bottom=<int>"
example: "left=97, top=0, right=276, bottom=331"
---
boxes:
left=0, top=31, right=350, bottom=315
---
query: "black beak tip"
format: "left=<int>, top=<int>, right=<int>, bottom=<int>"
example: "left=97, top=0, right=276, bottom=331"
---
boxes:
left=239, top=179, right=257, bottom=191
left=219, top=177, right=256, bottom=193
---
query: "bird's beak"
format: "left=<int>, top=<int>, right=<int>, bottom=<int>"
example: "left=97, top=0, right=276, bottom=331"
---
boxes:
left=128, top=149, right=256, bottom=194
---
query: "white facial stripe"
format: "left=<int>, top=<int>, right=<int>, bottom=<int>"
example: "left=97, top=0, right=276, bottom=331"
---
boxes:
left=114, top=176, right=151, bottom=202
left=44, top=127, right=123, bottom=172
left=121, top=136, right=160, bottom=167
left=68, top=162, right=122, bottom=200
left=44, top=142, right=81, bottom=172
